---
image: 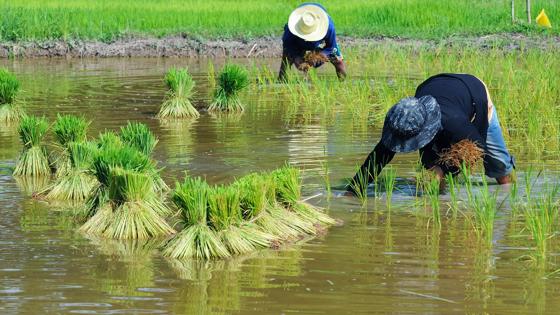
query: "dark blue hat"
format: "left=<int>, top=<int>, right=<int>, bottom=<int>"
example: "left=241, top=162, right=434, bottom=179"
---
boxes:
left=380, top=95, right=441, bottom=153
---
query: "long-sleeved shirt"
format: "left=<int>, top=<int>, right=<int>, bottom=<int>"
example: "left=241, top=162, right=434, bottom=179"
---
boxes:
left=352, top=73, right=490, bottom=186
left=282, top=3, right=339, bottom=57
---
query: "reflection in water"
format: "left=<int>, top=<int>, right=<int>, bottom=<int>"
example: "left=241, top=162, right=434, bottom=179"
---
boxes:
left=14, top=175, right=50, bottom=196
left=159, top=118, right=196, bottom=167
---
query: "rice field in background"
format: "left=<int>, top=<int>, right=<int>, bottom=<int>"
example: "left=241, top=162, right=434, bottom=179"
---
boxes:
left=0, top=0, right=558, bottom=41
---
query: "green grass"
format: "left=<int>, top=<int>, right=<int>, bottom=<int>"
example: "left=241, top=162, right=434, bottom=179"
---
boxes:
left=0, top=0, right=558, bottom=41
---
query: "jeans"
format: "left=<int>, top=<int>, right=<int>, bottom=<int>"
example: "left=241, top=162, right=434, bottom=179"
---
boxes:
left=484, top=107, right=515, bottom=178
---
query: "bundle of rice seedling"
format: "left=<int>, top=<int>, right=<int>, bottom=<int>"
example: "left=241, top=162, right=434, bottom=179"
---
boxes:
left=0, top=68, right=25, bottom=123
left=43, top=141, right=99, bottom=201
left=272, top=165, right=336, bottom=226
left=102, top=167, right=175, bottom=239
left=235, top=173, right=296, bottom=242
left=97, top=131, right=123, bottom=150
left=208, top=185, right=264, bottom=255
left=53, top=114, right=90, bottom=146
left=81, top=144, right=159, bottom=221
left=119, top=121, right=157, bottom=156
left=119, top=121, right=168, bottom=192
left=438, top=139, right=484, bottom=170
left=52, top=114, right=91, bottom=176
left=208, top=64, right=249, bottom=112
left=157, top=68, right=199, bottom=119
left=162, top=177, right=230, bottom=260
left=13, top=115, right=50, bottom=176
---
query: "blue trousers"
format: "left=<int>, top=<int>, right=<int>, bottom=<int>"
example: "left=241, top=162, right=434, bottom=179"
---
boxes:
left=484, top=107, right=515, bottom=178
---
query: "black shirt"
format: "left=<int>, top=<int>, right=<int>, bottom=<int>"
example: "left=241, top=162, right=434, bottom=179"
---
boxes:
left=353, top=73, right=489, bottom=185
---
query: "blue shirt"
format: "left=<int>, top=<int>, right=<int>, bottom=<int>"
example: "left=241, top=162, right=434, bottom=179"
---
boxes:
left=282, top=3, right=339, bottom=57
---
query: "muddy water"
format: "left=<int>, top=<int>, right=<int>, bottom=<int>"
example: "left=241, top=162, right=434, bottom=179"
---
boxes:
left=1, top=58, right=559, bottom=314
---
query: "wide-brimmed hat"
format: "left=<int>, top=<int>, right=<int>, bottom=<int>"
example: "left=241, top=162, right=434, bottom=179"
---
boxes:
left=380, top=95, right=441, bottom=153
left=288, top=4, right=329, bottom=42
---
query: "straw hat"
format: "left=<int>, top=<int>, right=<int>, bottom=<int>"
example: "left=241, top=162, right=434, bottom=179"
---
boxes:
left=288, top=4, right=329, bottom=42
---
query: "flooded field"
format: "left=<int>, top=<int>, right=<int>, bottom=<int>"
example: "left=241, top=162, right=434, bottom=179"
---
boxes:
left=1, top=58, right=559, bottom=314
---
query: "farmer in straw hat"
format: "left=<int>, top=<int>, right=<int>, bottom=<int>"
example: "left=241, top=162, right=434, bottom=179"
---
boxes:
left=348, top=73, right=515, bottom=193
left=278, top=3, right=347, bottom=81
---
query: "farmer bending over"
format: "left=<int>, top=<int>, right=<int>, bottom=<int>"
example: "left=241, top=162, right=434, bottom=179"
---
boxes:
left=348, top=73, right=515, bottom=193
left=278, top=3, right=347, bottom=81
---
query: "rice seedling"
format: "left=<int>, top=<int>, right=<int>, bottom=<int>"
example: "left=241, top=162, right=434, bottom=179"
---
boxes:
left=272, top=165, right=335, bottom=226
left=97, top=131, right=124, bottom=150
left=523, top=183, right=559, bottom=265
left=468, top=177, right=499, bottom=247
left=157, top=68, right=199, bottom=119
left=382, top=167, right=396, bottom=211
left=51, top=114, right=90, bottom=176
left=208, top=64, right=249, bottom=112
left=445, top=173, right=460, bottom=218
left=162, top=177, right=230, bottom=260
left=82, top=144, right=156, bottom=219
left=348, top=164, right=370, bottom=207
left=13, top=115, right=50, bottom=176
left=102, top=167, right=175, bottom=239
left=119, top=121, right=168, bottom=192
left=424, top=176, right=442, bottom=229
left=119, top=121, right=158, bottom=156
left=0, top=68, right=24, bottom=123
left=208, top=185, right=258, bottom=255
left=43, top=141, right=98, bottom=201
left=53, top=114, right=90, bottom=146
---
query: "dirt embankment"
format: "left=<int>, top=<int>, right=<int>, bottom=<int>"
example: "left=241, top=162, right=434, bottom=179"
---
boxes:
left=0, top=34, right=558, bottom=58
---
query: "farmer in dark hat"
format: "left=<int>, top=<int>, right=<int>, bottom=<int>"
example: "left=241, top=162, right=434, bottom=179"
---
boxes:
left=278, top=2, right=347, bottom=81
left=348, top=73, right=515, bottom=193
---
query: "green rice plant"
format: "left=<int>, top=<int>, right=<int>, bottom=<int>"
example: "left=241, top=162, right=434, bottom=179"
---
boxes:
left=162, top=177, right=230, bottom=260
left=13, top=115, right=50, bottom=176
left=208, top=185, right=257, bottom=255
left=51, top=114, right=90, bottom=176
left=208, top=64, right=249, bottom=112
left=157, top=68, right=199, bottom=119
left=424, top=176, right=441, bottom=229
left=523, top=183, right=559, bottom=265
left=272, top=165, right=335, bottom=226
left=468, top=177, right=499, bottom=247
left=0, top=68, right=24, bottom=123
left=84, top=144, right=155, bottom=217
left=43, top=141, right=99, bottom=201
left=102, top=167, right=175, bottom=239
left=119, top=121, right=158, bottom=156
left=53, top=114, right=90, bottom=146
left=118, top=122, right=168, bottom=192
left=97, top=131, right=123, bottom=150
left=382, top=166, right=396, bottom=210
left=445, top=173, right=460, bottom=218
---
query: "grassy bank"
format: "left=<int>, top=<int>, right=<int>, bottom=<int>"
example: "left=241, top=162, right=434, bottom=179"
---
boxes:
left=0, top=0, right=558, bottom=41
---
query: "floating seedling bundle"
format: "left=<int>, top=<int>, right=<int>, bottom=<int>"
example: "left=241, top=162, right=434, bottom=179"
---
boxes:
left=52, top=114, right=91, bottom=176
left=208, top=64, right=249, bottom=112
left=0, top=68, right=25, bottom=123
left=43, top=141, right=99, bottom=201
left=157, top=68, right=199, bottom=119
left=13, top=115, right=50, bottom=176
left=119, top=121, right=168, bottom=192
left=80, top=144, right=174, bottom=239
left=162, top=166, right=336, bottom=260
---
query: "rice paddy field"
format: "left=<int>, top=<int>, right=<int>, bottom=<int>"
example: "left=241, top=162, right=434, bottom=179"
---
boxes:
left=0, top=0, right=559, bottom=41
left=1, top=45, right=560, bottom=314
